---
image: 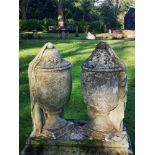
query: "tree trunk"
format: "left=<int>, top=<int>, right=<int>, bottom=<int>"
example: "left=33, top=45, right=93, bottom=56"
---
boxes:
left=20, top=0, right=30, bottom=19
left=21, top=0, right=27, bottom=19
left=56, top=0, right=64, bottom=28
left=75, top=24, right=79, bottom=37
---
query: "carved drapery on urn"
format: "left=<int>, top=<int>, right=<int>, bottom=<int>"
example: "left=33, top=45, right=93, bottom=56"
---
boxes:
left=81, top=42, right=127, bottom=139
left=28, top=42, right=72, bottom=138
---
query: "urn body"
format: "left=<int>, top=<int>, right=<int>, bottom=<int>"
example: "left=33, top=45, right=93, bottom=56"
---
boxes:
left=81, top=42, right=127, bottom=134
left=33, top=68, right=71, bottom=112
left=28, top=43, right=72, bottom=137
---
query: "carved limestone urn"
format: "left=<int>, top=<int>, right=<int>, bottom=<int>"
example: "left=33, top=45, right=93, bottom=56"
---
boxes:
left=81, top=42, right=127, bottom=140
left=28, top=42, right=72, bottom=138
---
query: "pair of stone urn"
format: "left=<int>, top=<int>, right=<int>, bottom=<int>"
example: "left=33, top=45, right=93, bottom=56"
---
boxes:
left=28, top=41, right=127, bottom=141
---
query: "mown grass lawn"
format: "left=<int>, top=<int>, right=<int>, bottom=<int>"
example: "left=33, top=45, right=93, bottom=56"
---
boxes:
left=20, top=32, right=113, bottom=40
left=19, top=39, right=135, bottom=152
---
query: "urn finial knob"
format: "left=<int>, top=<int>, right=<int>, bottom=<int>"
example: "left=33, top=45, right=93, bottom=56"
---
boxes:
left=46, top=42, right=55, bottom=49
left=96, top=41, right=108, bottom=49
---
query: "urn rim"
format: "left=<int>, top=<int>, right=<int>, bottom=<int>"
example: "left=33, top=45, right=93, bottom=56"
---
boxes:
left=81, top=64, right=124, bottom=72
left=36, top=61, right=72, bottom=71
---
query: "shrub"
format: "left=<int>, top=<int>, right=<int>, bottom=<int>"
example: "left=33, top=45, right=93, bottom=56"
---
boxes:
left=19, top=18, right=107, bottom=33
left=79, top=21, right=89, bottom=33
left=116, top=14, right=124, bottom=29
left=42, top=18, right=56, bottom=31
left=20, top=19, right=42, bottom=31
left=20, top=18, right=56, bottom=32
left=89, top=21, right=105, bottom=33
left=76, top=21, right=106, bottom=33
left=66, top=19, right=75, bottom=25
left=45, top=18, right=56, bottom=27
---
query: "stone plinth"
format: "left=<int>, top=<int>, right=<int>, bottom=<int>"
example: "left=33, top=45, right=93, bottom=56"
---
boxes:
left=22, top=120, right=133, bottom=155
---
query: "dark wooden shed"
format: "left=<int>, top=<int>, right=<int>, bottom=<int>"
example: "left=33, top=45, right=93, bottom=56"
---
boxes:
left=124, top=7, right=135, bottom=30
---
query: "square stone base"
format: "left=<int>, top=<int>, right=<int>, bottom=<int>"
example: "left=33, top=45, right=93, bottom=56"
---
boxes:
left=21, top=120, right=133, bottom=155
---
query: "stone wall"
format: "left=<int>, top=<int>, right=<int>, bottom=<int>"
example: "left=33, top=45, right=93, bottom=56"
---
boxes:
left=112, top=30, right=135, bottom=39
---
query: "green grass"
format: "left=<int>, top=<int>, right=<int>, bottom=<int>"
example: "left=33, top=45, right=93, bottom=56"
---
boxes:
left=20, top=32, right=113, bottom=40
left=19, top=39, right=135, bottom=152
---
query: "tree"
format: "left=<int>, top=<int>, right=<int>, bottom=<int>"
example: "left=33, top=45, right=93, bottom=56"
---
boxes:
left=20, top=0, right=30, bottom=19
left=116, top=0, right=135, bottom=29
left=72, top=0, right=98, bottom=22
left=99, top=0, right=135, bottom=30
left=19, top=0, right=57, bottom=19
left=56, top=0, right=64, bottom=28
left=100, top=0, right=117, bottom=30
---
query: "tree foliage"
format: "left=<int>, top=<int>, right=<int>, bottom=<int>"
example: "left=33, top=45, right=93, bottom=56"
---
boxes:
left=99, top=0, right=117, bottom=30
left=19, top=0, right=135, bottom=31
left=99, top=0, right=135, bottom=30
left=117, top=0, right=135, bottom=29
left=19, top=0, right=57, bottom=19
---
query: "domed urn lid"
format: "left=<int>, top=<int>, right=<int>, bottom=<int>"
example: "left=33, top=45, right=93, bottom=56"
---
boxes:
left=30, top=42, right=71, bottom=70
left=82, top=42, right=125, bottom=72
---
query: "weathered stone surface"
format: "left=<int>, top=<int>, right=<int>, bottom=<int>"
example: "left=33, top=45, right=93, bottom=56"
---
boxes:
left=112, top=30, right=135, bottom=39
left=22, top=41, right=133, bottom=155
left=28, top=42, right=72, bottom=138
left=81, top=41, right=127, bottom=140
left=86, top=32, right=96, bottom=40
left=21, top=120, right=133, bottom=155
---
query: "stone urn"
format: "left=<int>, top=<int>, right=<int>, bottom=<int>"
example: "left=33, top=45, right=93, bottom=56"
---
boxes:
left=28, top=42, right=72, bottom=138
left=81, top=42, right=127, bottom=139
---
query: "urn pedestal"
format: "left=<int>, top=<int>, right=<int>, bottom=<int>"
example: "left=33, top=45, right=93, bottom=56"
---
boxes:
left=81, top=42, right=129, bottom=144
left=28, top=42, right=73, bottom=138
left=22, top=120, right=133, bottom=155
